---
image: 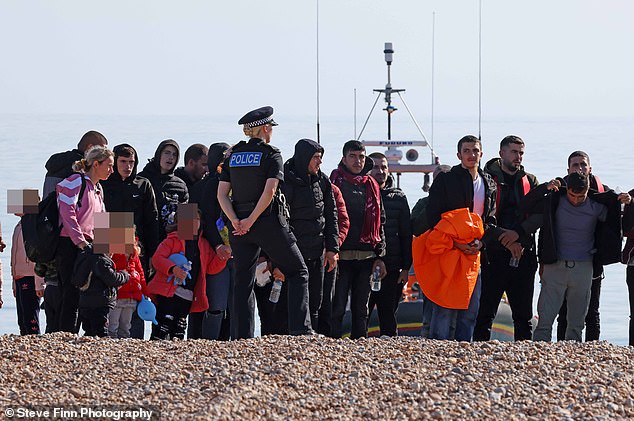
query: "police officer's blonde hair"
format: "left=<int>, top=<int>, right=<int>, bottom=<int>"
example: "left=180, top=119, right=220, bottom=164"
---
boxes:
left=72, top=145, right=114, bottom=173
left=243, top=125, right=267, bottom=139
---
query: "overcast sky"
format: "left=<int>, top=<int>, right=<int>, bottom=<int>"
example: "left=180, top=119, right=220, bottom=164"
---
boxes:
left=1, top=0, right=632, bottom=120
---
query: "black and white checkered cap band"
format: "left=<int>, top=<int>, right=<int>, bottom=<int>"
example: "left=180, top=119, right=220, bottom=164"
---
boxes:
left=244, top=116, right=275, bottom=128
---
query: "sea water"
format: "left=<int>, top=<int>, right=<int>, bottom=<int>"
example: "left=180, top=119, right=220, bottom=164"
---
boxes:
left=0, top=113, right=632, bottom=344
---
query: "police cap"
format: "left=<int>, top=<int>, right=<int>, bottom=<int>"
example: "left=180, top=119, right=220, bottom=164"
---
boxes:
left=238, top=106, right=278, bottom=128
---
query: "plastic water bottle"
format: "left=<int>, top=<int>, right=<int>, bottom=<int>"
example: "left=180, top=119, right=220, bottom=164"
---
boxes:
left=509, top=256, right=520, bottom=268
left=370, top=266, right=382, bottom=292
left=269, top=279, right=283, bottom=303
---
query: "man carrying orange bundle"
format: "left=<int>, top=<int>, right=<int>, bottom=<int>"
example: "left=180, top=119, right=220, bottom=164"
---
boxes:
left=417, top=135, right=518, bottom=341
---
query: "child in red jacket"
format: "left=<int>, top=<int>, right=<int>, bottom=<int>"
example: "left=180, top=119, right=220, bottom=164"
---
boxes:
left=148, top=208, right=226, bottom=340
left=108, top=238, right=147, bottom=338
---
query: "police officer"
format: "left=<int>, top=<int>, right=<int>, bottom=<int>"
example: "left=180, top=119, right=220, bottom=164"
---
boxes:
left=217, top=106, right=312, bottom=338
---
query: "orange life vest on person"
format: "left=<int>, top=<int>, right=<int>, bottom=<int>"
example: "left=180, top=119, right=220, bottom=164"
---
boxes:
left=412, top=208, right=484, bottom=310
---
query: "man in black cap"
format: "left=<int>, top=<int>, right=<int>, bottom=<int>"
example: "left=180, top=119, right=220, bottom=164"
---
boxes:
left=217, top=106, right=312, bottom=338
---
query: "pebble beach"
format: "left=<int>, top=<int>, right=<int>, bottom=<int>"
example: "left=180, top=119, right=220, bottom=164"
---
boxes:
left=1, top=333, right=634, bottom=420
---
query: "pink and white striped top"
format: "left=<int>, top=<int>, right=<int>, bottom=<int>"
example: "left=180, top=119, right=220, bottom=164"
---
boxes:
left=56, top=173, right=105, bottom=246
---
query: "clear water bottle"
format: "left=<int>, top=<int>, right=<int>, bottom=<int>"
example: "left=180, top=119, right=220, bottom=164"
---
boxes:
left=509, top=256, right=520, bottom=268
left=269, top=279, right=283, bottom=303
left=370, top=266, right=382, bottom=292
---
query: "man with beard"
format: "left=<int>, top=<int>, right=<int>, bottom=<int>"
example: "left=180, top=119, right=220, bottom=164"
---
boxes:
left=473, top=135, right=539, bottom=341
left=367, top=152, right=412, bottom=337
left=282, top=138, right=338, bottom=330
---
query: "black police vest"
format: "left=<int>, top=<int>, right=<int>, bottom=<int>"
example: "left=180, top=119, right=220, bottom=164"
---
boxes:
left=227, top=138, right=282, bottom=207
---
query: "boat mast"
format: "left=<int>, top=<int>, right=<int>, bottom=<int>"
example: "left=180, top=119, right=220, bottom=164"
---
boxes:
left=316, top=0, right=321, bottom=144
left=375, top=43, right=404, bottom=141
left=478, top=0, right=482, bottom=140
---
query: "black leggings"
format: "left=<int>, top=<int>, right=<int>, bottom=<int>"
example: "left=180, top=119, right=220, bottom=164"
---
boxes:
left=151, top=295, right=191, bottom=340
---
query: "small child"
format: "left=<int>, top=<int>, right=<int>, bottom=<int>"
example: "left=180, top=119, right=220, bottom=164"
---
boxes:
left=74, top=248, right=129, bottom=337
left=147, top=209, right=226, bottom=340
left=11, top=218, right=45, bottom=335
left=108, top=238, right=147, bottom=338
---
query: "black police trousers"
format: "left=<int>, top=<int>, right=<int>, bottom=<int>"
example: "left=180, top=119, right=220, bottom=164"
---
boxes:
left=229, top=213, right=311, bottom=338
left=557, top=275, right=601, bottom=341
left=473, top=252, right=537, bottom=341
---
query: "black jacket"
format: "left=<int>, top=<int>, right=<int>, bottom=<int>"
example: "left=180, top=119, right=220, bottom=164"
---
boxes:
left=282, top=139, right=338, bottom=260
left=43, top=149, right=84, bottom=197
left=76, top=251, right=129, bottom=309
left=381, top=175, right=413, bottom=273
left=332, top=159, right=386, bottom=257
left=138, top=140, right=189, bottom=241
left=426, top=164, right=502, bottom=246
left=174, top=167, right=197, bottom=190
left=101, top=144, right=160, bottom=268
left=519, top=183, right=622, bottom=267
left=484, top=158, right=539, bottom=254
left=189, top=143, right=230, bottom=248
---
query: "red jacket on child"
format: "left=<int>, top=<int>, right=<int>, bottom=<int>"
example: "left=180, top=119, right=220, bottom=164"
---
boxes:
left=147, top=231, right=226, bottom=313
left=112, top=252, right=147, bottom=302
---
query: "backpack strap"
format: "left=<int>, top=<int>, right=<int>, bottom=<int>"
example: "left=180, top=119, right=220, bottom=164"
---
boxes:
left=76, top=174, right=88, bottom=210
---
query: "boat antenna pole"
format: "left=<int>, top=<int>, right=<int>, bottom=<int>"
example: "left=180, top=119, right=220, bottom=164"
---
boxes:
left=431, top=12, right=436, bottom=163
left=354, top=88, right=357, bottom=139
left=478, top=0, right=482, bottom=140
left=356, top=92, right=382, bottom=140
left=316, top=0, right=321, bottom=144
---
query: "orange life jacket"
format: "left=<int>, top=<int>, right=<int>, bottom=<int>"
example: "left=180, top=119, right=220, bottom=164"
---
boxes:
left=412, top=208, right=484, bottom=310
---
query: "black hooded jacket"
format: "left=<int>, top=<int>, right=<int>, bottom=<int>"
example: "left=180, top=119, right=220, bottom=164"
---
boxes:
left=189, top=143, right=230, bottom=248
left=174, top=167, right=198, bottom=190
left=282, top=139, right=338, bottom=260
left=101, top=144, right=160, bottom=268
left=380, top=175, right=413, bottom=273
left=138, top=140, right=189, bottom=241
left=43, top=149, right=84, bottom=197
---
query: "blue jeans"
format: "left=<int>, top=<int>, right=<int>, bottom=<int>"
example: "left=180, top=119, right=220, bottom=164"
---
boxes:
left=429, top=274, right=481, bottom=341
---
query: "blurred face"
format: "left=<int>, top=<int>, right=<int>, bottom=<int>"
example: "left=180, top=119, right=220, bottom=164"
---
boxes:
left=457, top=141, right=482, bottom=170
left=308, top=152, right=322, bottom=176
left=160, top=145, right=178, bottom=174
left=94, top=156, right=115, bottom=181
left=568, top=156, right=591, bottom=175
left=499, top=143, right=524, bottom=173
left=566, top=189, right=588, bottom=206
left=342, top=149, right=366, bottom=175
left=189, top=156, right=209, bottom=181
left=370, top=157, right=389, bottom=187
left=117, top=155, right=135, bottom=180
